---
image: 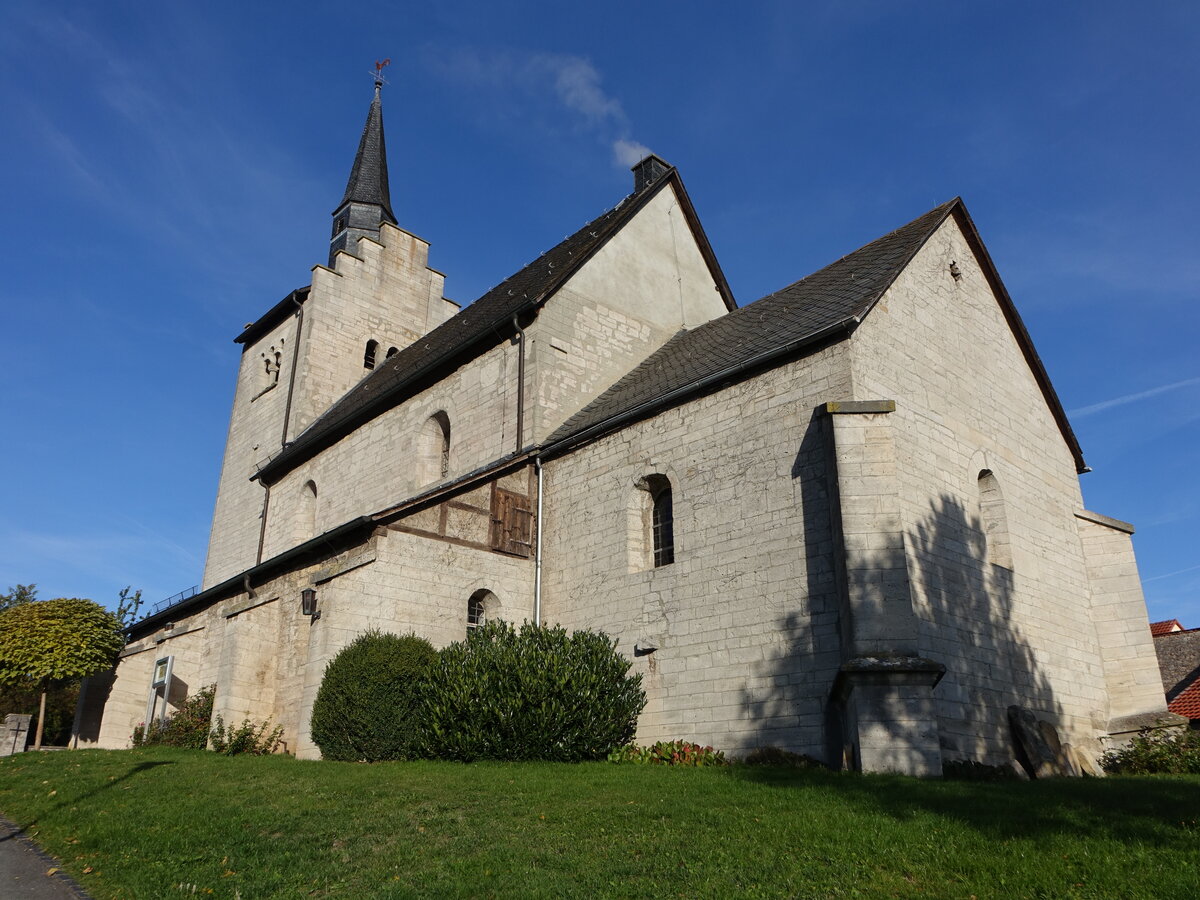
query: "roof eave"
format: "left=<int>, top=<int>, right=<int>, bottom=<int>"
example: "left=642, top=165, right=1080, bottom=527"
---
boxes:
left=253, top=176, right=681, bottom=486
left=234, top=286, right=310, bottom=346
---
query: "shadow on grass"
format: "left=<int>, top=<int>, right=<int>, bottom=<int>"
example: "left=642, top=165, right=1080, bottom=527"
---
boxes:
left=0, top=760, right=175, bottom=842
left=727, top=765, right=1200, bottom=847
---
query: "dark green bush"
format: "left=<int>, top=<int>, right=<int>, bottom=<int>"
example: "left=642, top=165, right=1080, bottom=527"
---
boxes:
left=421, top=620, right=645, bottom=762
left=310, top=630, right=437, bottom=762
left=609, top=740, right=726, bottom=766
left=131, top=684, right=214, bottom=750
left=1102, top=727, right=1200, bottom=775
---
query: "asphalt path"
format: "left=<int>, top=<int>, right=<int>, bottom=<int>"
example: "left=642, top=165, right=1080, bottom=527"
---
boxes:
left=0, top=815, right=92, bottom=899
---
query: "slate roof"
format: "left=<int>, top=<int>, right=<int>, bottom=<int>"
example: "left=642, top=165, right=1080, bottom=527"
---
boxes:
left=337, top=84, right=396, bottom=223
left=546, top=199, right=958, bottom=446
left=256, top=167, right=733, bottom=484
left=546, top=198, right=1088, bottom=475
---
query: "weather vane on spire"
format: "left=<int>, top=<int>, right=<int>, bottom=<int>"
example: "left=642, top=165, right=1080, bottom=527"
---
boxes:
left=372, top=58, right=391, bottom=88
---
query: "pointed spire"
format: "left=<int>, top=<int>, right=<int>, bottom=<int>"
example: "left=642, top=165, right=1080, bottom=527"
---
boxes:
left=339, top=79, right=396, bottom=220
left=329, top=66, right=397, bottom=265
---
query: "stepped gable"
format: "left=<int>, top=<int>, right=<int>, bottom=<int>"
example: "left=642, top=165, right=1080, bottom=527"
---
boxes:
left=548, top=199, right=958, bottom=445
left=256, top=170, right=696, bottom=484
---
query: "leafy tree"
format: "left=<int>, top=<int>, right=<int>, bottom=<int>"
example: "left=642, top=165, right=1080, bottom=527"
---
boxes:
left=0, top=598, right=125, bottom=749
left=115, top=586, right=143, bottom=630
left=0, top=583, right=37, bottom=613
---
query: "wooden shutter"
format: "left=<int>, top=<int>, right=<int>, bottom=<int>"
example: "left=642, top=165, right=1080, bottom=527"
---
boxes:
left=490, top=488, right=532, bottom=557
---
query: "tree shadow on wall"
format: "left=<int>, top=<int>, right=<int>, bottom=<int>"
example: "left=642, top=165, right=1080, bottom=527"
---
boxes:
left=739, top=408, right=1066, bottom=771
left=907, top=494, right=1061, bottom=767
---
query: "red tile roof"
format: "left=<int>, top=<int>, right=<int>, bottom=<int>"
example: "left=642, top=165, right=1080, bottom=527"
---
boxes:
left=1151, top=619, right=1184, bottom=636
left=1168, top=679, right=1200, bottom=720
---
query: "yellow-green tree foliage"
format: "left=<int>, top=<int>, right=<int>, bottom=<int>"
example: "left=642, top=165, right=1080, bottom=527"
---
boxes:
left=0, top=598, right=125, bottom=685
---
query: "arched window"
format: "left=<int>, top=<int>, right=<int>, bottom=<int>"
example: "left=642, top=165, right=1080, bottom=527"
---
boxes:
left=977, top=470, right=1012, bottom=569
left=467, top=589, right=498, bottom=636
left=630, top=474, right=675, bottom=569
left=302, top=480, right=318, bottom=538
left=385, top=346, right=399, bottom=359
left=650, top=477, right=675, bottom=567
left=364, top=340, right=379, bottom=370
left=416, top=411, right=451, bottom=485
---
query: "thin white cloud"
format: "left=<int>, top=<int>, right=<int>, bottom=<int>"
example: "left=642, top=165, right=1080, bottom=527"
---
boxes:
left=1144, top=563, right=1200, bottom=584
left=1069, top=376, right=1200, bottom=419
left=432, top=48, right=651, bottom=168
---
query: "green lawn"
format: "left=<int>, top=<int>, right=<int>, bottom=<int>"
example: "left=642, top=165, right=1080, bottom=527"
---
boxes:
left=1, top=750, right=1197, bottom=899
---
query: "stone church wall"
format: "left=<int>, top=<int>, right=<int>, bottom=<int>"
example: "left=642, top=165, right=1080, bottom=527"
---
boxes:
left=1075, top=511, right=1169, bottom=733
left=203, top=223, right=455, bottom=589
left=846, top=213, right=1111, bottom=764
left=203, top=314, right=298, bottom=588
left=293, top=224, right=455, bottom=438
left=527, top=184, right=728, bottom=444
left=259, top=338, right=523, bottom=560
left=258, top=185, right=726, bottom=566
left=81, top=477, right=534, bottom=757
left=541, top=343, right=853, bottom=758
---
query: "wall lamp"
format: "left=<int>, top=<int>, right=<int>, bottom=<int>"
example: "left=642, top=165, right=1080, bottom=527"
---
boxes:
left=300, top=588, right=320, bottom=620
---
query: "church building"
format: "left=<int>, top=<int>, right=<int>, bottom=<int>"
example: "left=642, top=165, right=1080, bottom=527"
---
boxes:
left=76, top=78, right=1178, bottom=774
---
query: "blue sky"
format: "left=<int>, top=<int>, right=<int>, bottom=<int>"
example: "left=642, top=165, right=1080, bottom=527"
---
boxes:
left=1, top=1, right=1196, bottom=625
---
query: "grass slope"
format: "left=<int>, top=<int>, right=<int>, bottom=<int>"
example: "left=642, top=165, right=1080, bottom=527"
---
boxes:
left=1, top=749, right=1198, bottom=898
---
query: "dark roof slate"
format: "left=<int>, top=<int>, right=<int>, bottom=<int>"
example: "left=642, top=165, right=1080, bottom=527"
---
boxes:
left=256, top=169, right=725, bottom=483
left=546, top=199, right=958, bottom=445
left=338, top=85, right=396, bottom=223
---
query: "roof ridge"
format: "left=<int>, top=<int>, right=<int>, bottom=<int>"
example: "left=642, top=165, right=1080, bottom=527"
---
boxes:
left=543, top=199, right=963, bottom=449
left=256, top=177, right=677, bottom=484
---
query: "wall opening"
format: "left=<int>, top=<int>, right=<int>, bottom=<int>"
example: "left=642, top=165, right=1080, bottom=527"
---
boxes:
left=977, top=469, right=1013, bottom=570
left=467, top=589, right=500, bottom=637
left=416, top=411, right=451, bottom=486
left=302, top=479, right=318, bottom=539
left=630, top=474, right=675, bottom=570
left=364, top=340, right=379, bottom=370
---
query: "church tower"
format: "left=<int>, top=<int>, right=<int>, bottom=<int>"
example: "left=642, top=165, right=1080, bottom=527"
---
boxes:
left=328, top=73, right=397, bottom=266
left=200, top=72, right=458, bottom=589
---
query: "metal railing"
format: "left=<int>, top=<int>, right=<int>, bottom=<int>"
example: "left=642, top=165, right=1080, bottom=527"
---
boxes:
left=140, top=585, right=200, bottom=622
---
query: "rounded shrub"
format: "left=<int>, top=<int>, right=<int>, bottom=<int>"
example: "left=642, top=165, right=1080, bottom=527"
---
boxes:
left=310, top=630, right=436, bottom=762
left=421, top=620, right=646, bottom=762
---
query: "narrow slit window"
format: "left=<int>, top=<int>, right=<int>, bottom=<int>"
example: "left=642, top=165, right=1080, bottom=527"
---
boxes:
left=364, top=340, right=379, bottom=370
